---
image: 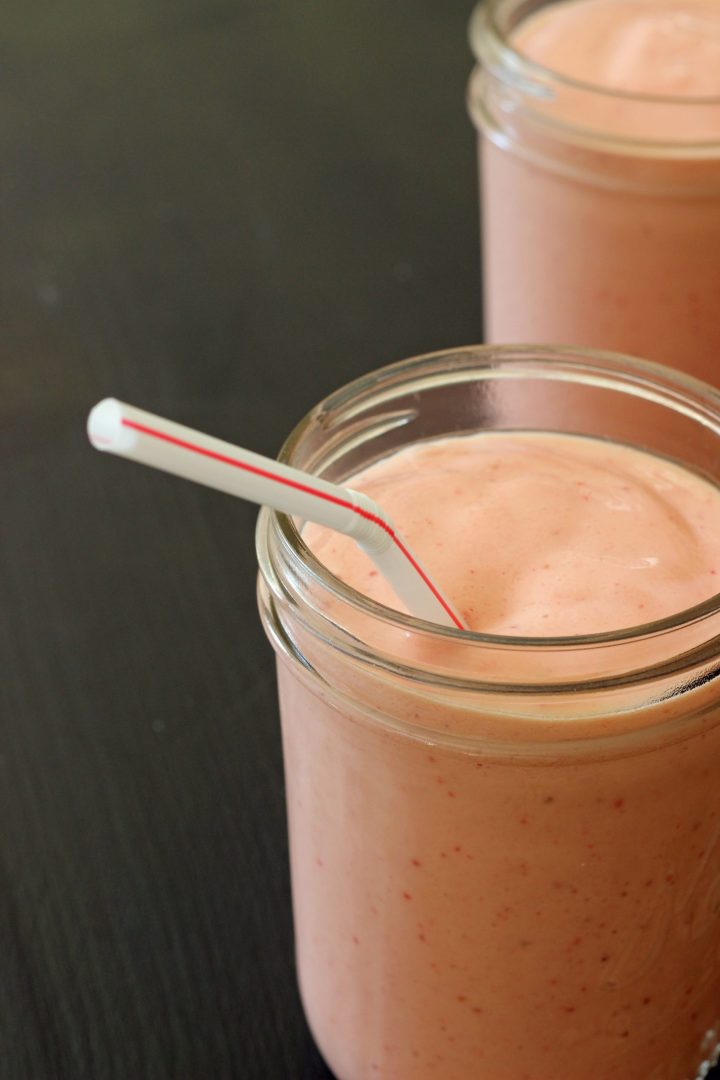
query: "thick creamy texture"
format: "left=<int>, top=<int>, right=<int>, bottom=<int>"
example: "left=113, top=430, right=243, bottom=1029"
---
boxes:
left=269, top=432, right=720, bottom=1080
left=476, top=0, right=720, bottom=380
left=304, top=432, right=720, bottom=636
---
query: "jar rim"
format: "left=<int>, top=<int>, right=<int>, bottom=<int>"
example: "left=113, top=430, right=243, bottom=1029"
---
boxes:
left=470, top=0, right=720, bottom=110
left=271, top=345, right=720, bottom=658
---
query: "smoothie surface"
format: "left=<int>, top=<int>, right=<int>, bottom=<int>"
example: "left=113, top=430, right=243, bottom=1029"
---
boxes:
left=513, top=0, right=720, bottom=99
left=304, top=432, right=720, bottom=636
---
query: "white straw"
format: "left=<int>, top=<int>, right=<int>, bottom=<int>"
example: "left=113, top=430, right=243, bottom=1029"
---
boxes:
left=87, top=398, right=464, bottom=629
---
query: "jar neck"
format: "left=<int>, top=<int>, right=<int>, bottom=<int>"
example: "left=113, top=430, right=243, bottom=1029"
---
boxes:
left=258, top=502, right=720, bottom=759
left=468, top=0, right=720, bottom=188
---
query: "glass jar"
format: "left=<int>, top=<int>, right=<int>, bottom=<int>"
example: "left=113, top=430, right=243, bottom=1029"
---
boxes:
left=256, top=345, right=720, bottom=1080
left=467, top=0, right=720, bottom=382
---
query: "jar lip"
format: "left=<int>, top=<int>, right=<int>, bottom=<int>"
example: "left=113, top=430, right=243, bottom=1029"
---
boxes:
left=274, top=343, right=720, bottom=654
left=471, top=0, right=720, bottom=110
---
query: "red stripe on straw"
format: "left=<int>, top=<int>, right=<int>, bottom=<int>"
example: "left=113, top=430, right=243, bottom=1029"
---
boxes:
left=122, top=417, right=463, bottom=629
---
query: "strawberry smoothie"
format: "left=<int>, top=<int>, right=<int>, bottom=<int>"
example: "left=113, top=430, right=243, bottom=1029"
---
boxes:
left=469, top=0, right=720, bottom=380
left=256, top=348, right=720, bottom=1080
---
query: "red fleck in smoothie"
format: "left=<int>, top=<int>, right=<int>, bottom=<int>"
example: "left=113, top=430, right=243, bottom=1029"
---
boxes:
left=468, top=0, right=720, bottom=381
left=256, top=347, right=720, bottom=1080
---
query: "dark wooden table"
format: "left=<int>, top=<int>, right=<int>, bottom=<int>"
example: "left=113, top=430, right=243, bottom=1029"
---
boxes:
left=4, top=3, right=717, bottom=1079
left=2, top=2, right=481, bottom=1077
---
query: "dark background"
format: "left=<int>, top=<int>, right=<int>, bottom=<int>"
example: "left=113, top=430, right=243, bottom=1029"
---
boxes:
left=2, top=2, right=481, bottom=1077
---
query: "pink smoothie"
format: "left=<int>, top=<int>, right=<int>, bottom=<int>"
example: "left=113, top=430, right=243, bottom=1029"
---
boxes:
left=471, top=0, right=720, bottom=380
left=277, top=432, right=720, bottom=1080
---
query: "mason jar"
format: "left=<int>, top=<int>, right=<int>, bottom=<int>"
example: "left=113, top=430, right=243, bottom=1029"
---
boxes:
left=256, top=345, right=720, bottom=1080
left=467, top=0, right=720, bottom=382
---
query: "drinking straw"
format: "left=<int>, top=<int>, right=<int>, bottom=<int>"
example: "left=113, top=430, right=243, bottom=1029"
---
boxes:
left=87, top=399, right=464, bottom=629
